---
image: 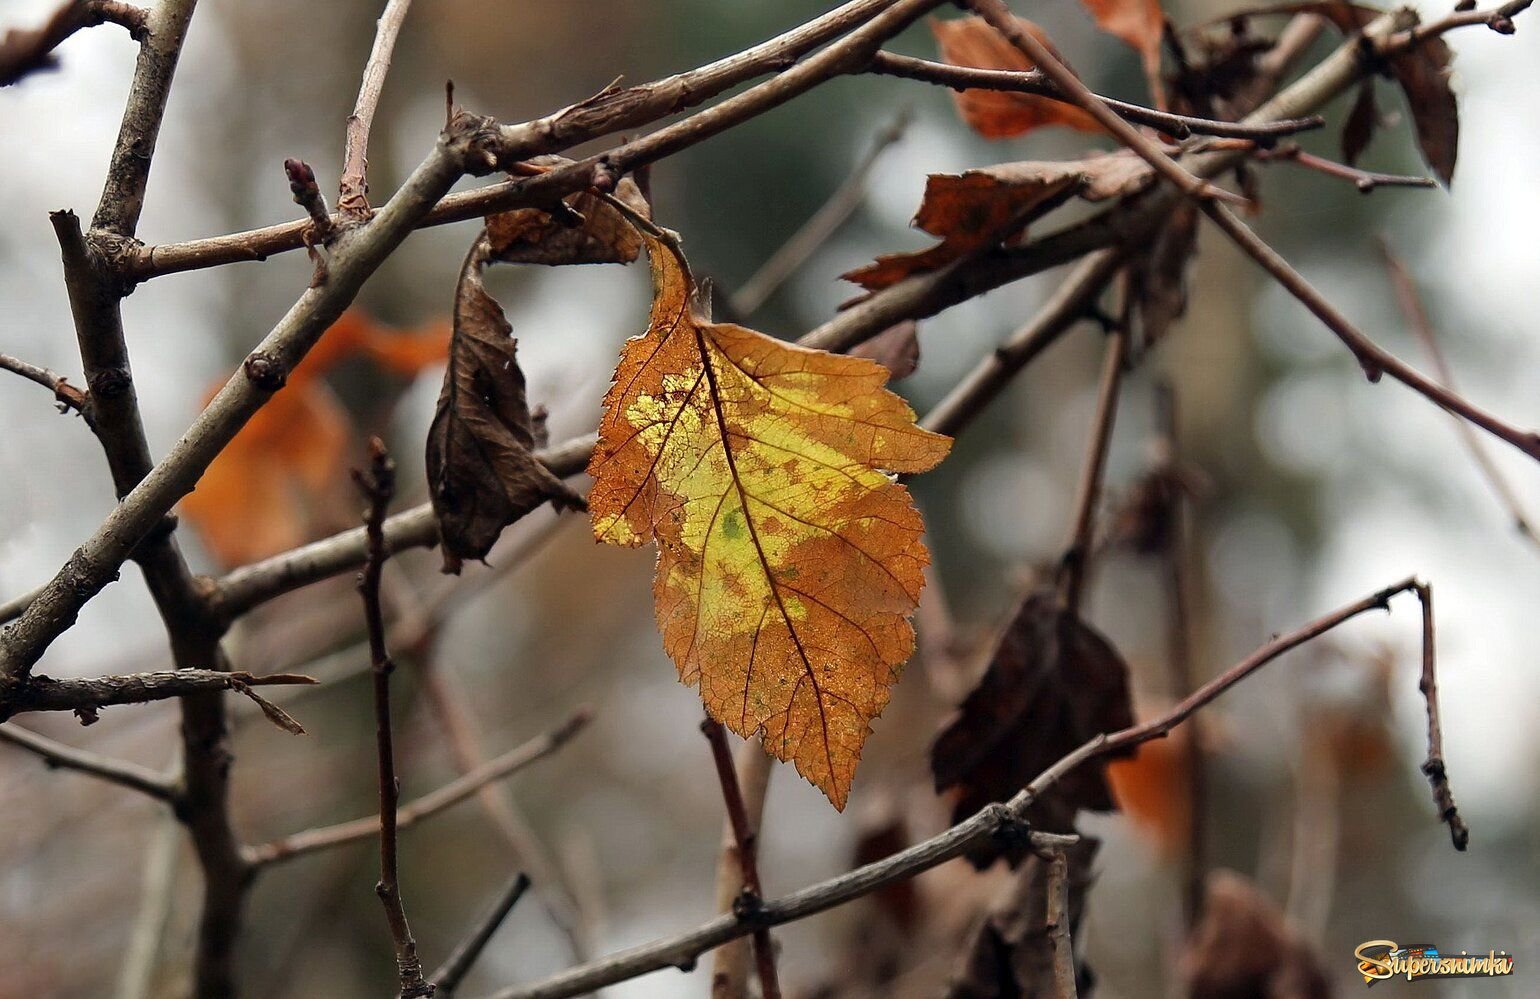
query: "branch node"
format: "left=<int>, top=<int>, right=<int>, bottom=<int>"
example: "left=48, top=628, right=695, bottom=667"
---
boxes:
left=242, top=351, right=287, bottom=392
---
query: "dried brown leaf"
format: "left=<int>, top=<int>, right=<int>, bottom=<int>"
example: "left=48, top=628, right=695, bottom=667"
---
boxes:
left=931, top=591, right=1133, bottom=866
left=427, top=237, right=585, bottom=571
left=1342, top=79, right=1378, bottom=167
left=930, top=15, right=1103, bottom=138
left=843, top=154, right=1150, bottom=292
left=486, top=168, right=650, bottom=266
left=1181, top=871, right=1333, bottom=999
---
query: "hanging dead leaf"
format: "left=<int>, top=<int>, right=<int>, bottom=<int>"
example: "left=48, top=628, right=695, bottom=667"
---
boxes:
left=930, top=16, right=1103, bottom=138
left=1342, top=79, right=1378, bottom=167
left=850, top=321, right=922, bottom=381
left=1181, top=871, right=1332, bottom=999
left=589, top=228, right=952, bottom=808
left=843, top=154, right=1150, bottom=292
left=1267, top=1, right=1458, bottom=183
left=427, top=237, right=586, bottom=571
left=932, top=591, right=1133, bottom=865
left=1127, top=198, right=1199, bottom=347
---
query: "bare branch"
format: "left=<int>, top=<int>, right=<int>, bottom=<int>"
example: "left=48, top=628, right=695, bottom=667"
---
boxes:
left=1259, top=142, right=1437, bottom=192
left=339, top=0, right=416, bottom=217
left=1411, top=581, right=1468, bottom=849
left=702, top=719, right=780, bottom=999
left=0, top=723, right=176, bottom=801
left=1201, top=200, right=1540, bottom=462
left=1043, top=848, right=1078, bottom=999
left=0, top=0, right=143, bottom=88
left=1057, top=320, right=1130, bottom=614
left=867, top=51, right=1324, bottom=141
left=1378, top=239, right=1540, bottom=548
left=432, top=874, right=533, bottom=995
left=473, top=579, right=1429, bottom=999
left=0, top=352, right=90, bottom=420
left=245, top=708, right=591, bottom=867
left=0, top=670, right=315, bottom=722
left=728, top=109, right=909, bottom=318
left=352, top=440, right=434, bottom=998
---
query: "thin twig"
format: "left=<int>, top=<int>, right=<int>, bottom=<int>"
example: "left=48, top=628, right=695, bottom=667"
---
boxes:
left=1043, top=847, right=1078, bottom=999
left=474, top=579, right=1432, bottom=999
left=0, top=669, right=315, bottom=722
left=729, top=109, right=909, bottom=317
left=1201, top=200, right=1540, bottom=462
left=1411, top=581, right=1468, bottom=849
left=1153, top=384, right=1204, bottom=930
left=0, top=353, right=90, bottom=420
left=702, top=718, right=781, bottom=999
left=0, top=723, right=176, bottom=801
left=1057, top=318, right=1130, bottom=614
left=0, top=0, right=141, bottom=88
left=244, top=707, right=591, bottom=867
left=1378, top=239, right=1540, bottom=548
left=353, top=438, right=434, bottom=998
left=1259, top=142, right=1437, bottom=192
left=867, top=51, right=1324, bottom=141
left=339, top=0, right=416, bottom=216
left=432, top=873, right=533, bottom=995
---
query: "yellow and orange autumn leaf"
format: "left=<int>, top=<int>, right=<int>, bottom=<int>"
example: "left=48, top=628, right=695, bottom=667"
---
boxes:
left=588, top=229, right=951, bottom=808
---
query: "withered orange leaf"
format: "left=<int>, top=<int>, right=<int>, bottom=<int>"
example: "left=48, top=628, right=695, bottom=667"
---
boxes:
left=843, top=153, right=1150, bottom=292
left=183, top=310, right=448, bottom=568
left=930, top=16, right=1103, bottom=139
left=588, top=229, right=951, bottom=809
left=427, top=236, right=585, bottom=571
left=931, top=591, right=1133, bottom=865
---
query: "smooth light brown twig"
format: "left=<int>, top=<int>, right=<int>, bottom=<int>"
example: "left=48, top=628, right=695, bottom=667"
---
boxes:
left=702, top=718, right=781, bottom=999
left=1201, top=200, right=1540, bottom=462
left=867, top=51, right=1324, bottom=141
left=432, top=873, right=533, bottom=995
left=244, top=707, right=591, bottom=867
left=475, top=580, right=1430, bottom=999
left=1058, top=320, right=1130, bottom=614
left=1043, top=848, right=1078, bottom=999
left=353, top=439, right=434, bottom=998
left=1259, top=142, right=1437, bottom=192
left=1411, top=581, right=1468, bottom=849
left=0, top=669, right=314, bottom=723
left=0, top=723, right=176, bottom=801
left=0, top=352, right=90, bottom=420
left=1378, top=239, right=1540, bottom=548
left=339, top=0, right=416, bottom=216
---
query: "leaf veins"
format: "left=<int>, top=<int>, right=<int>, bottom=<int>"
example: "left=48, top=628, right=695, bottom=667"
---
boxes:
left=588, top=229, right=952, bottom=808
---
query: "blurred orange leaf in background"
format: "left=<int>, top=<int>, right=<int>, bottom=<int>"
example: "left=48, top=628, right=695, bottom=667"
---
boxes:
left=930, top=15, right=1103, bottom=138
left=181, top=310, right=449, bottom=568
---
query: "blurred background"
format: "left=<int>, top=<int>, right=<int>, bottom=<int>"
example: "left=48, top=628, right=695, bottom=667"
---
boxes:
left=1, top=0, right=1537, bottom=995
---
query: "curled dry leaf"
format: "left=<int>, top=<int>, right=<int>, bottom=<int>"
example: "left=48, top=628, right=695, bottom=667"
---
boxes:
left=589, top=228, right=951, bottom=808
left=427, top=237, right=586, bottom=571
left=1181, top=871, right=1333, bottom=999
left=1342, top=79, right=1379, bottom=167
left=844, top=152, right=1152, bottom=292
left=1126, top=198, right=1199, bottom=347
left=930, top=15, right=1102, bottom=139
left=931, top=591, right=1133, bottom=866
left=486, top=164, right=650, bottom=266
